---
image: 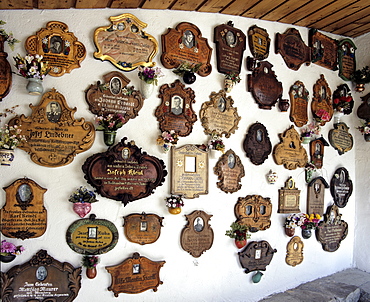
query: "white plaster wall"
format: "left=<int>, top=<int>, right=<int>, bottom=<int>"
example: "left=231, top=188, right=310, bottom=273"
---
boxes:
left=0, top=8, right=365, bottom=302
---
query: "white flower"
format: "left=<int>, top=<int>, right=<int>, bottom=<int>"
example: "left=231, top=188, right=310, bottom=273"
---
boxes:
left=65, top=41, right=70, bottom=47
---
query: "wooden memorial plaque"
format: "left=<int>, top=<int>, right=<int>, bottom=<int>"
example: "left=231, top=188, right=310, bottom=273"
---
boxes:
left=123, top=212, right=164, bottom=245
left=161, top=22, right=212, bottom=77
left=312, top=74, right=333, bottom=126
left=180, top=210, right=214, bottom=258
left=316, top=204, right=348, bottom=252
left=289, top=81, right=309, bottom=127
left=248, top=25, right=270, bottom=61
left=310, top=137, right=329, bottom=169
left=273, top=125, right=308, bottom=170
left=171, top=144, right=208, bottom=199
left=0, top=178, right=47, bottom=240
left=357, top=93, right=370, bottom=121
left=85, top=71, right=144, bottom=121
left=66, top=214, right=118, bottom=255
left=309, top=29, right=338, bottom=71
left=214, top=149, right=245, bottom=193
left=155, top=80, right=197, bottom=137
left=1, top=249, right=81, bottom=301
left=94, top=13, right=158, bottom=71
left=278, top=177, right=300, bottom=213
left=338, top=38, right=356, bottom=81
left=235, top=195, right=272, bottom=232
left=0, top=35, right=12, bottom=101
left=238, top=241, right=277, bottom=274
left=243, top=122, right=272, bottom=165
left=333, top=84, right=354, bottom=115
left=307, top=176, right=329, bottom=215
left=330, top=167, right=353, bottom=208
left=106, top=252, right=165, bottom=297
left=247, top=61, right=283, bottom=110
left=214, top=21, right=246, bottom=74
left=285, top=236, right=304, bottom=267
left=199, top=90, right=240, bottom=138
left=329, top=122, right=353, bottom=155
left=82, top=138, right=167, bottom=206
left=8, top=88, right=95, bottom=167
left=25, top=21, right=86, bottom=77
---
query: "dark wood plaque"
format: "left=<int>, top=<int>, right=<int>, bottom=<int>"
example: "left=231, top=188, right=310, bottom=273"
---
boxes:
left=214, top=21, right=246, bottom=74
left=106, top=252, right=165, bottom=296
left=275, top=28, right=311, bottom=70
left=338, top=38, right=356, bottom=81
left=235, top=195, right=272, bottom=232
left=8, top=88, right=95, bottom=167
left=0, top=35, right=12, bottom=101
left=278, top=177, right=300, bottom=213
left=123, top=212, right=164, bottom=245
left=82, top=138, right=167, bottom=206
left=333, top=84, right=354, bottom=115
left=180, top=210, right=214, bottom=258
left=243, top=122, right=272, bottom=165
left=357, top=93, right=370, bottom=122
left=0, top=178, right=47, bottom=240
left=94, top=13, right=158, bottom=71
left=289, top=81, right=309, bottom=127
left=25, top=21, right=86, bottom=77
left=309, top=137, right=329, bottom=169
left=238, top=241, right=277, bottom=274
left=273, top=125, right=308, bottom=170
left=307, top=176, right=329, bottom=215
left=248, top=25, right=270, bottom=61
left=286, top=236, right=304, bottom=267
left=316, top=204, right=348, bottom=252
left=330, top=167, right=353, bottom=208
left=85, top=71, right=144, bottom=122
left=1, top=249, right=81, bottom=302
left=214, top=149, right=245, bottom=193
left=199, top=90, right=240, bottom=138
left=329, top=122, right=353, bottom=155
left=311, top=74, right=333, bottom=126
left=155, top=80, right=197, bottom=137
left=309, top=29, right=338, bottom=71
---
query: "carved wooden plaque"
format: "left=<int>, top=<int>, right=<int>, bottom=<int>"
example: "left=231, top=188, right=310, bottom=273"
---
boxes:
left=66, top=214, right=118, bottom=255
left=0, top=36, right=12, bottom=101
left=25, top=21, right=86, bottom=77
left=312, top=74, right=333, bottom=126
left=85, top=71, right=144, bottom=121
left=357, top=93, right=370, bottom=121
left=94, top=13, right=158, bottom=71
left=330, top=167, right=353, bottom=208
left=180, top=210, right=214, bottom=258
left=155, top=80, right=197, bottom=137
left=214, top=149, right=245, bottom=193
left=0, top=178, right=47, bottom=240
left=82, top=138, right=167, bottom=206
left=329, top=122, right=353, bottom=155
left=273, top=125, right=308, bottom=170
left=8, top=88, right=95, bottom=167
left=309, top=137, right=329, bottom=169
left=338, top=38, right=356, bottom=81
left=243, top=122, right=272, bottom=165
left=247, top=61, right=282, bottom=110
left=238, top=241, right=277, bottom=274
left=307, top=176, right=329, bottom=215
left=309, top=29, right=338, bottom=71
left=289, top=81, right=309, bottom=127
left=248, top=25, right=270, bottom=61
left=235, top=195, right=272, bottom=233
left=286, top=236, right=304, bottom=267
left=106, top=252, right=165, bottom=296
left=199, top=90, right=240, bottom=138
left=214, top=21, right=246, bottom=74
left=316, top=204, right=348, bottom=252
left=171, top=144, right=208, bottom=199
left=1, top=249, right=81, bottom=301
left=123, top=212, right=164, bottom=245
left=161, top=22, right=212, bottom=77
left=278, top=177, right=300, bottom=213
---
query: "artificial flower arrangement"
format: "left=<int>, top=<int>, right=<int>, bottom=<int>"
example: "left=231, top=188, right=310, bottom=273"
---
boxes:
left=1, top=239, right=25, bottom=257
left=207, top=133, right=225, bottom=153
left=0, top=20, right=19, bottom=50
left=69, top=186, right=98, bottom=204
left=225, top=222, right=251, bottom=248
left=0, top=105, right=26, bottom=150
left=138, top=66, right=164, bottom=85
left=300, top=122, right=321, bottom=138
left=82, top=255, right=100, bottom=269
left=332, top=84, right=354, bottom=114
left=95, top=113, right=126, bottom=131
left=357, top=120, right=370, bottom=135
left=314, top=109, right=331, bottom=124
left=13, top=53, right=50, bottom=80
left=224, top=72, right=241, bottom=85
left=157, top=130, right=179, bottom=152
left=301, top=213, right=321, bottom=230
left=284, top=213, right=306, bottom=229
left=165, top=194, right=184, bottom=214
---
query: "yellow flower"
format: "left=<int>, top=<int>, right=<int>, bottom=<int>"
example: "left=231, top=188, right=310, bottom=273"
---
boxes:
left=315, top=214, right=321, bottom=219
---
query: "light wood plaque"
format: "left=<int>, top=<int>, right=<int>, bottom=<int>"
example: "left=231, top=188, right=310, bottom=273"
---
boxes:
left=278, top=177, right=300, bottom=213
left=286, top=236, right=304, bottom=267
left=312, top=74, right=333, bottom=126
left=289, top=81, right=309, bottom=127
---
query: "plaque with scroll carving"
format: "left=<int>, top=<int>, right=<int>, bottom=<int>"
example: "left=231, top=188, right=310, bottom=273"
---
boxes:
left=106, top=252, right=165, bottom=296
left=273, top=125, right=308, bottom=170
left=123, top=212, right=164, bottom=245
left=289, top=81, right=309, bottom=127
left=309, top=29, right=338, bottom=71
left=278, top=177, right=300, bottom=213
left=161, top=22, right=212, bottom=77
left=307, top=176, right=329, bottom=215
left=1, top=249, right=81, bottom=302
left=330, top=167, right=353, bottom=208
left=338, top=38, right=356, bottom=81
left=243, top=122, right=272, bottom=165
left=248, top=25, right=270, bottom=61
left=310, top=137, right=329, bottom=169
left=0, top=178, right=47, bottom=240
left=286, top=236, right=304, bottom=267
left=214, top=149, right=245, bottom=193
left=94, top=13, right=158, bottom=71
left=199, top=90, right=240, bottom=138
left=25, top=21, right=86, bottom=77
left=312, top=74, right=333, bottom=126
left=180, top=210, right=214, bottom=258
left=329, top=122, right=353, bottom=155
left=8, top=88, right=95, bottom=167
left=82, top=138, right=167, bottom=206
left=357, top=93, right=370, bottom=121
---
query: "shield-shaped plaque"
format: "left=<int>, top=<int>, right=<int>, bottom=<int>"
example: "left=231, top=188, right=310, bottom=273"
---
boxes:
left=243, top=122, right=272, bottom=165
left=286, top=236, right=304, bottom=267
left=329, top=122, right=353, bottom=155
left=330, top=167, right=353, bottom=208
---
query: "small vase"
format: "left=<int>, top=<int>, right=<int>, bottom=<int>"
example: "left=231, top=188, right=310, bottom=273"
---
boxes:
left=168, top=207, right=181, bottom=215
left=252, top=271, right=263, bottom=283
left=302, top=136, right=311, bottom=144
left=333, top=111, right=344, bottom=124
left=26, top=78, right=43, bottom=95
left=266, top=170, right=278, bottom=184
left=86, top=267, right=97, bottom=279
left=183, top=71, right=196, bottom=84
left=285, top=227, right=295, bottom=237
left=161, top=143, right=171, bottom=153
left=224, top=79, right=234, bottom=93
left=301, top=229, right=312, bottom=239
left=355, top=83, right=365, bottom=92
left=235, top=239, right=246, bottom=249
left=305, top=169, right=313, bottom=183
left=278, top=98, right=290, bottom=112
left=0, top=149, right=15, bottom=166
left=0, top=254, right=16, bottom=263
left=140, top=81, right=154, bottom=99
left=73, top=202, right=91, bottom=218
left=103, top=130, right=117, bottom=146
left=365, top=134, right=370, bottom=142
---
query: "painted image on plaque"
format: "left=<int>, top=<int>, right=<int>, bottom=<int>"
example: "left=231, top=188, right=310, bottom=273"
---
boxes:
left=110, top=77, right=122, bottom=95
left=46, top=101, right=61, bottom=123
left=171, top=96, right=183, bottom=115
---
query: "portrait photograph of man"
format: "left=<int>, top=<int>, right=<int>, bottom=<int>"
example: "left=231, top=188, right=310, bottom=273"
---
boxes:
left=182, top=30, right=195, bottom=48
left=46, top=101, right=62, bottom=123
left=50, top=36, right=63, bottom=54
left=171, top=96, right=183, bottom=115
left=110, top=77, right=122, bottom=95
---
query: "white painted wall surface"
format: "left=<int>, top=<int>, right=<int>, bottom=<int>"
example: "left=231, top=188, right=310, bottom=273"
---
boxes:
left=0, top=8, right=367, bottom=302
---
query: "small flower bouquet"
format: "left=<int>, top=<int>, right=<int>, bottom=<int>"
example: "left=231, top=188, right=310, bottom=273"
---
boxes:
left=300, top=122, right=320, bottom=138
left=157, top=130, right=179, bottom=152
left=1, top=240, right=25, bottom=256
left=207, top=134, right=225, bottom=153
left=315, top=109, right=331, bottom=124
left=333, top=84, right=354, bottom=114
left=305, top=162, right=317, bottom=183
left=357, top=120, right=370, bottom=135
left=225, top=72, right=241, bottom=84
left=95, top=113, right=125, bottom=131
left=284, top=213, right=306, bottom=229
left=165, top=194, right=184, bottom=214
left=301, top=213, right=321, bottom=230
left=225, top=222, right=251, bottom=241
left=138, top=66, right=164, bottom=85
left=81, top=255, right=99, bottom=269
left=0, top=123, right=26, bottom=150
left=0, top=20, right=19, bottom=51
left=13, top=53, right=49, bottom=80
left=69, top=186, right=98, bottom=204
